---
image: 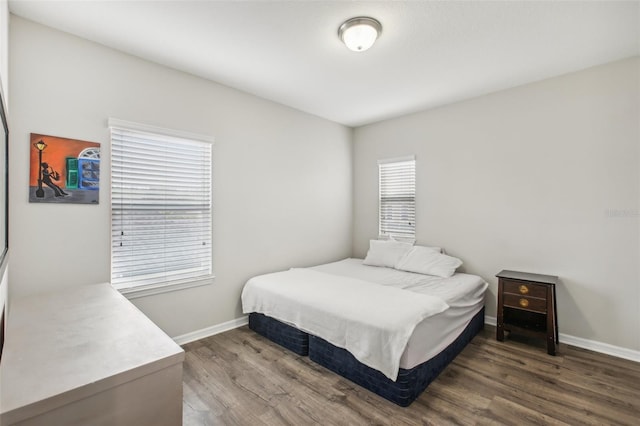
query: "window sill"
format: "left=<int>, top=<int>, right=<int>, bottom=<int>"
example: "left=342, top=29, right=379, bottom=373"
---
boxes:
left=113, top=275, right=215, bottom=300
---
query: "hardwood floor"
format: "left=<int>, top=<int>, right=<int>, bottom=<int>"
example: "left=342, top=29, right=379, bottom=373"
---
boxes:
left=182, top=325, right=640, bottom=425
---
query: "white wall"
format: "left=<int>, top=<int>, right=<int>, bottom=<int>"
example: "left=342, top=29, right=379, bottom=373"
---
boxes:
left=9, top=16, right=353, bottom=337
left=353, top=57, right=640, bottom=352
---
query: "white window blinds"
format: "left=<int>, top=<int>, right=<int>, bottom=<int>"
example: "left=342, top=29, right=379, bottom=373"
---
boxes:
left=110, top=120, right=213, bottom=291
left=379, top=156, right=416, bottom=240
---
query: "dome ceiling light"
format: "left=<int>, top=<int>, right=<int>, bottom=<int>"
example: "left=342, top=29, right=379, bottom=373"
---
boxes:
left=338, top=17, right=382, bottom=52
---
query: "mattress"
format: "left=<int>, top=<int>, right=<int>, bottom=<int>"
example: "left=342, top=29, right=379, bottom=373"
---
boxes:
left=245, top=258, right=487, bottom=370
left=311, top=258, right=487, bottom=369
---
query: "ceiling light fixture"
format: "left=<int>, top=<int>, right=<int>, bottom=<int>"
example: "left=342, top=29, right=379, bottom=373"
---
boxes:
left=338, top=17, right=382, bottom=52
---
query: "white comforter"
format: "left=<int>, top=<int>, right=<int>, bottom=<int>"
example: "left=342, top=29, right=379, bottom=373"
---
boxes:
left=241, top=268, right=449, bottom=381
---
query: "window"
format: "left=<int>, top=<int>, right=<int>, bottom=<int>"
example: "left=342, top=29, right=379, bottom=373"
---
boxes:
left=378, top=156, right=416, bottom=240
left=109, top=119, right=213, bottom=296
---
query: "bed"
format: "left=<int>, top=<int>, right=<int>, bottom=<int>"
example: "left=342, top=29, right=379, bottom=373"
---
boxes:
left=242, top=252, right=488, bottom=406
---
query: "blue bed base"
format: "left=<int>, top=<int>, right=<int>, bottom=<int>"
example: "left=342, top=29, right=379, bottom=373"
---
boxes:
left=248, top=307, right=484, bottom=406
left=248, top=312, right=309, bottom=355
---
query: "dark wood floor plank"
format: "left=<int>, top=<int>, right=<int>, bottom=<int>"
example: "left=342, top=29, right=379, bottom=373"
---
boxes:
left=460, top=342, right=640, bottom=424
left=481, top=396, right=571, bottom=426
left=454, top=348, right=638, bottom=425
left=414, top=390, right=490, bottom=426
left=182, top=326, right=640, bottom=426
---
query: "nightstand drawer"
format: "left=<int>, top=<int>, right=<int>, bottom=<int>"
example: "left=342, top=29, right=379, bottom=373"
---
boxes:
left=503, top=293, right=547, bottom=313
left=503, top=279, right=547, bottom=298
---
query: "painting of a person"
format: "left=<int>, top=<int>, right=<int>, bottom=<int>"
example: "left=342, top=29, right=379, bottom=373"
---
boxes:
left=41, top=162, right=68, bottom=197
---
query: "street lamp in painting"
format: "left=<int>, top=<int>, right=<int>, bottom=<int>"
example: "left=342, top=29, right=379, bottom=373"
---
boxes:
left=34, top=139, right=47, bottom=198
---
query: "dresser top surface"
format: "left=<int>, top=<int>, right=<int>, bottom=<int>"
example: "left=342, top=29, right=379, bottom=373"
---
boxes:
left=496, top=269, right=559, bottom=285
left=0, top=283, right=184, bottom=423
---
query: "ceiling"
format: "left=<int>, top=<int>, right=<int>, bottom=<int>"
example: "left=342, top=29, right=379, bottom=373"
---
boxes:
left=9, top=1, right=640, bottom=128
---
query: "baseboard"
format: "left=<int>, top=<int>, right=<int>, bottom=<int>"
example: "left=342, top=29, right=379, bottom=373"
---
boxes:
left=557, top=334, right=640, bottom=363
left=484, top=315, right=640, bottom=363
left=173, top=315, right=248, bottom=346
left=173, top=313, right=640, bottom=363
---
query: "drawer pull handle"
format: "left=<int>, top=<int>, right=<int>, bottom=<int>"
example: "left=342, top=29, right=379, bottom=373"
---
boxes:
left=519, top=298, right=529, bottom=308
left=519, top=285, right=529, bottom=294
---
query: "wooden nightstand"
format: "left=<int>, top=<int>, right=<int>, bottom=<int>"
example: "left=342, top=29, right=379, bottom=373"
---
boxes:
left=496, top=270, right=559, bottom=355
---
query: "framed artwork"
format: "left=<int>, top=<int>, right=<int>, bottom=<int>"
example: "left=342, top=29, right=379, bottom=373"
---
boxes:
left=29, top=133, right=100, bottom=204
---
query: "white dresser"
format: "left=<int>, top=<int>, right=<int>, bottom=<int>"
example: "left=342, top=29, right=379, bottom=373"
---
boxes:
left=0, top=283, right=184, bottom=425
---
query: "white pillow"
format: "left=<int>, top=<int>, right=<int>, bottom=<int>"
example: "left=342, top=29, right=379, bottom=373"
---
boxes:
left=362, top=239, right=413, bottom=268
left=394, top=245, right=462, bottom=278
